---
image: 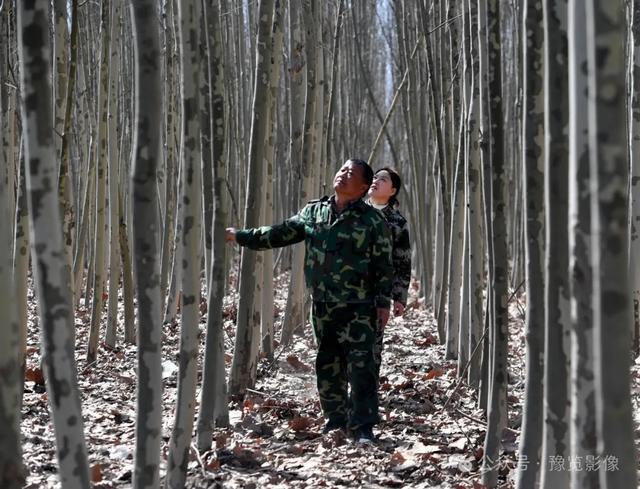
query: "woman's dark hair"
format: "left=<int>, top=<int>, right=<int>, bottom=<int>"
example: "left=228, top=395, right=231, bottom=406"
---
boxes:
left=347, top=158, right=374, bottom=196
left=375, top=167, right=402, bottom=207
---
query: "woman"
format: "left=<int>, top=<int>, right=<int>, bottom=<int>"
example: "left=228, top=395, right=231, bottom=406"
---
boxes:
left=367, top=167, right=411, bottom=379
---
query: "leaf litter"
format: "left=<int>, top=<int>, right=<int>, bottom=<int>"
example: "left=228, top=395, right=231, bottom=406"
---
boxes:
left=22, top=272, right=633, bottom=488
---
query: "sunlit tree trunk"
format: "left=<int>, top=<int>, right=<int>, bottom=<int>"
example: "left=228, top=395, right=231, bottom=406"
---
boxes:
left=87, top=0, right=112, bottom=364
left=280, top=0, right=314, bottom=348
left=165, top=0, right=203, bottom=486
left=261, top=0, right=283, bottom=359
left=197, top=0, right=230, bottom=451
left=106, top=0, right=123, bottom=348
left=229, top=0, right=276, bottom=395
left=567, top=2, right=598, bottom=488
left=58, top=0, right=79, bottom=299
left=129, top=2, right=164, bottom=487
left=465, top=0, right=484, bottom=390
left=17, top=2, right=90, bottom=486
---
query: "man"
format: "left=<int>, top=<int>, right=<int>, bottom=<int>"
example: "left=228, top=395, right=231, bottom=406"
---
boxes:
left=226, top=159, right=393, bottom=442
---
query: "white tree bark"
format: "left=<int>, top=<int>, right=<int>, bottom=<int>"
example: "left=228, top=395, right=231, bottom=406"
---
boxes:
left=165, top=0, right=203, bottom=486
left=17, top=2, right=90, bottom=487
left=229, top=0, right=276, bottom=395
left=129, top=2, right=164, bottom=487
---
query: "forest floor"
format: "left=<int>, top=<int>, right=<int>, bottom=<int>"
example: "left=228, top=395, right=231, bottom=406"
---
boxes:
left=19, top=271, right=640, bottom=488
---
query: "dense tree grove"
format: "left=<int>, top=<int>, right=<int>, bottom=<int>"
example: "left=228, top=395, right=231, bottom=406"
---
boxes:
left=0, top=0, right=638, bottom=487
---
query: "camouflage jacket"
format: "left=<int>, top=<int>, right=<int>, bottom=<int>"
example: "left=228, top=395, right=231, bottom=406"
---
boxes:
left=378, top=204, right=411, bottom=306
left=236, top=196, right=394, bottom=308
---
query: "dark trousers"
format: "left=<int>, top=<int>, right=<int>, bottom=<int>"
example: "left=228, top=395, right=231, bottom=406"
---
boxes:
left=311, top=301, right=379, bottom=429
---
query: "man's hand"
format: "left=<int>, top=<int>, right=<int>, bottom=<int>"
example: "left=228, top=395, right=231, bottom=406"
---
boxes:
left=376, top=307, right=390, bottom=330
left=393, top=301, right=405, bottom=317
left=225, top=227, right=237, bottom=243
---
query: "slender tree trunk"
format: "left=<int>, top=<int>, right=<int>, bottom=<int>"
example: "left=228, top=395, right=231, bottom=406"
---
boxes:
left=280, top=0, right=315, bottom=348
left=165, top=0, right=203, bottom=486
left=106, top=0, right=123, bottom=348
left=466, top=0, right=484, bottom=390
left=118, top=185, right=136, bottom=344
left=53, top=0, right=69, bottom=157
left=540, top=2, right=571, bottom=486
left=57, top=0, right=79, bottom=293
left=261, top=0, right=283, bottom=359
left=13, top=156, right=30, bottom=409
left=229, top=0, right=276, bottom=395
left=87, top=0, right=112, bottom=364
left=567, top=2, right=598, bottom=488
left=129, top=2, right=164, bottom=487
left=587, top=1, right=637, bottom=486
left=629, top=0, right=640, bottom=355
left=17, top=3, right=90, bottom=486
left=0, top=81, right=23, bottom=489
left=197, top=0, right=231, bottom=451
left=515, top=0, right=546, bottom=486
left=481, top=0, right=509, bottom=485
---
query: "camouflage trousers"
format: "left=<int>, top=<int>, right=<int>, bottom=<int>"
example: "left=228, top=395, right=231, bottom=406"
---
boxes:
left=373, top=322, right=385, bottom=380
left=311, top=301, right=379, bottom=429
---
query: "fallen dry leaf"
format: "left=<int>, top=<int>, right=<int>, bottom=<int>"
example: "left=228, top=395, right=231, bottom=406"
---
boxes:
left=25, top=366, right=44, bottom=385
left=286, top=354, right=312, bottom=372
left=288, top=415, right=314, bottom=432
left=90, top=463, right=102, bottom=483
left=425, top=368, right=445, bottom=380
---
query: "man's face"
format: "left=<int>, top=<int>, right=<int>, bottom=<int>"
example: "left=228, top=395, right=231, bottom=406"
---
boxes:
left=333, top=161, right=369, bottom=199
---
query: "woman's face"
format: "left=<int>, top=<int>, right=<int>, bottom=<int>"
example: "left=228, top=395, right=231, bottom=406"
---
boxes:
left=368, top=170, right=396, bottom=203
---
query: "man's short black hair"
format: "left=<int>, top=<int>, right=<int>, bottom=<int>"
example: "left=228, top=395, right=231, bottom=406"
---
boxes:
left=347, top=158, right=373, bottom=186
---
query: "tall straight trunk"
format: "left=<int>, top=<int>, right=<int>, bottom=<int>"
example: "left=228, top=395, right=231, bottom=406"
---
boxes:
left=200, top=11, right=214, bottom=293
left=445, top=104, right=466, bottom=360
left=457, top=0, right=471, bottom=377
left=73, top=156, right=96, bottom=307
left=475, top=0, right=493, bottom=415
left=161, top=0, right=179, bottom=310
left=516, top=0, right=545, bottom=487
left=118, top=186, right=136, bottom=344
left=229, top=0, right=276, bottom=395
left=262, top=0, right=283, bottom=359
left=587, top=1, right=637, bottom=487
left=323, top=0, right=345, bottom=173
left=129, top=2, right=164, bottom=488
left=58, top=0, right=80, bottom=298
left=540, top=2, right=571, bottom=487
left=196, top=0, right=231, bottom=452
left=481, top=0, right=509, bottom=485
left=629, top=0, right=640, bottom=354
left=106, top=0, right=123, bottom=348
left=87, top=0, right=112, bottom=364
left=466, top=0, right=484, bottom=390
left=53, top=0, right=69, bottom=156
left=0, top=87, right=23, bottom=489
left=17, top=3, right=90, bottom=487
left=567, top=2, right=598, bottom=488
left=13, top=156, right=30, bottom=409
left=419, top=0, right=450, bottom=342
left=166, top=2, right=203, bottom=486
left=280, top=0, right=315, bottom=348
